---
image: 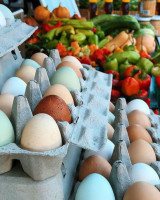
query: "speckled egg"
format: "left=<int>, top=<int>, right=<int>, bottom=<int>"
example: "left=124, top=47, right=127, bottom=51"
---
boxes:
left=34, top=95, right=71, bottom=123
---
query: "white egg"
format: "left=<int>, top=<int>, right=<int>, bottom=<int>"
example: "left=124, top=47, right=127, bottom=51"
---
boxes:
left=0, top=10, right=6, bottom=27
left=84, top=140, right=115, bottom=161
left=128, top=163, right=160, bottom=186
left=62, top=56, right=83, bottom=69
left=75, top=173, right=115, bottom=200
left=1, top=77, right=27, bottom=96
left=127, top=99, right=150, bottom=115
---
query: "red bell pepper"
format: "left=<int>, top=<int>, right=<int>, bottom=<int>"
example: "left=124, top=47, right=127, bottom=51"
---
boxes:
left=105, top=70, right=120, bottom=89
left=91, top=49, right=106, bottom=64
left=102, top=48, right=111, bottom=56
left=124, top=65, right=140, bottom=78
left=33, top=29, right=42, bottom=37
left=111, top=89, right=121, bottom=102
left=121, top=77, right=140, bottom=96
left=140, top=51, right=151, bottom=59
left=80, top=56, right=91, bottom=65
left=133, top=71, right=151, bottom=91
left=155, top=75, right=160, bottom=89
left=154, top=109, right=159, bottom=115
left=133, top=89, right=148, bottom=98
left=42, top=20, right=62, bottom=32
left=144, top=98, right=151, bottom=107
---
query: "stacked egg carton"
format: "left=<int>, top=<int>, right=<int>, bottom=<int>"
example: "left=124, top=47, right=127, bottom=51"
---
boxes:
left=70, top=98, right=160, bottom=200
left=0, top=50, right=112, bottom=200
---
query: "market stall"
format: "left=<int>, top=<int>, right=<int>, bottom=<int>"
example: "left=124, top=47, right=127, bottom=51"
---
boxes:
left=0, top=1, right=160, bottom=200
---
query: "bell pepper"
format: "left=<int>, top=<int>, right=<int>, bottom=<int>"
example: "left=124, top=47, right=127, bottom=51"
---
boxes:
left=70, top=32, right=86, bottom=45
left=140, top=51, right=151, bottom=59
left=95, top=26, right=105, bottom=40
left=98, top=38, right=109, bottom=49
left=119, top=59, right=132, bottom=78
left=33, top=29, right=42, bottom=37
left=103, top=57, right=118, bottom=72
left=105, top=70, right=119, bottom=89
left=136, top=58, right=153, bottom=74
left=123, top=44, right=135, bottom=51
left=72, top=14, right=80, bottom=20
left=45, top=39, right=59, bottom=49
left=59, top=31, right=69, bottom=47
left=151, top=64, right=160, bottom=76
left=144, top=98, right=151, bottom=107
left=42, top=20, right=62, bottom=32
left=124, top=65, right=140, bottom=78
left=121, top=77, right=140, bottom=96
left=133, top=89, right=148, bottom=98
left=155, top=75, right=160, bottom=89
left=111, top=89, right=121, bottom=102
left=133, top=71, right=151, bottom=90
left=88, top=35, right=99, bottom=46
left=80, top=56, right=91, bottom=65
left=91, top=49, right=106, bottom=64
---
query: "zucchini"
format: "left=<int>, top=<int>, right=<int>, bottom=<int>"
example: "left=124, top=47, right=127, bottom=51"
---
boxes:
left=90, top=14, right=115, bottom=26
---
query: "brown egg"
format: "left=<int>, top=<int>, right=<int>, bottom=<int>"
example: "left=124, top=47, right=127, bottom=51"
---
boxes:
left=123, top=182, right=160, bottom=200
left=108, top=123, right=114, bottom=140
left=79, top=155, right=112, bottom=181
left=127, top=124, right=152, bottom=143
left=0, top=94, right=14, bottom=118
left=57, top=61, right=82, bottom=78
left=31, top=52, right=48, bottom=66
left=34, top=95, right=71, bottom=123
left=15, top=66, right=36, bottom=83
left=128, top=139, right=156, bottom=165
left=128, top=110, right=151, bottom=128
left=109, top=102, right=115, bottom=113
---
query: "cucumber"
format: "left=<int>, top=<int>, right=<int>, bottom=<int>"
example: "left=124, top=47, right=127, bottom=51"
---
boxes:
left=140, top=23, right=155, bottom=33
left=90, top=14, right=115, bottom=26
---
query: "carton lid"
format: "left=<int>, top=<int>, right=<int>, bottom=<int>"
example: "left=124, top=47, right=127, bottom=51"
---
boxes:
left=0, top=19, right=37, bottom=57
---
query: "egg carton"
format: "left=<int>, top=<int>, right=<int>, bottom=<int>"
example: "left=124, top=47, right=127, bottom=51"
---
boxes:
left=70, top=98, right=160, bottom=200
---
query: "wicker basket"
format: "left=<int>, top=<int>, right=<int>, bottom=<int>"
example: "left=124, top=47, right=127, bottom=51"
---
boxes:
left=140, top=0, right=156, bottom=17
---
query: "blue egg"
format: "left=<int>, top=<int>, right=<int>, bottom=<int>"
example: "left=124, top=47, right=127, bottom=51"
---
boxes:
left=21, top=59, right=41, bottom=69
left=75, top=173, right=115, bottom=200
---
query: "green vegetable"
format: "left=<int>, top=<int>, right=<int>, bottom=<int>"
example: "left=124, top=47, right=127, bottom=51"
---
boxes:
left=99, top=38, right=109, bottom=48
left=70, top=32, right=86, bottom=45
left=44, top=39, right=59, bottom=49
left=151, top=64, right=160, bottom=76
left=59, top=31, right=69, bottom=47
left=103, top=57, right=118, bottom=72
left=134, top=28, right=155, bottom=38
left=136, top=58, right=153, bottom=74
left=83, top=48, right=91, bottom=56
left=88, top=35, right=99, bottom=45
left=152, top=50, right=160, bottom=63
left=123, top=44, right=135, bottom=51
left=76, top=29, right=94, bottom=37
left=140, top=23, right=155, bottom=33
left=91, top=15, right=140, bottom=34
left=119, top=58, right=132, bottom=77
left=50, top=19, right=94, bottom=30
left=110, top=51, right=140, bottom=64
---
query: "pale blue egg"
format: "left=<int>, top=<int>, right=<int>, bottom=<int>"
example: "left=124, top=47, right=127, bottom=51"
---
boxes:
left=0, top=4, right=14, bottom=21
left=21, top=59, right=41, bottom=69
left=50, top=67, right=81, bottom=91
left=75, top=173, right=115, bottom=200
left=0, top=110, right=14, bottom=147
left=108, top=111, right=115, bottom=126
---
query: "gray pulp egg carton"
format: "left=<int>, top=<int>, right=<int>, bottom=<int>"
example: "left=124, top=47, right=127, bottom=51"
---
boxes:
left=0, top=18, right=37, bottom=92
left=0, top=53, right=112, bottom=200
left=70, top=98, right=160, bottom=200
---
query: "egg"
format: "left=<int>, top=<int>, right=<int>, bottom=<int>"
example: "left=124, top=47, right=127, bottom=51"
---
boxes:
left=43, top=84, right=74, bottom=104
left=57, top=61, right=82, bottom=78
left=1, top=77, right=27, bottom=96
left=50, top=67, right=81, bottom=91
left=79, top=155, right=112, bottom=181
left=31, top=52, right=48, bottom=67
left=123, top=182, right=160, bottom=200
left=127, top=124, right=152, bottom=143
left=0, top=94, right=14, bottom=118
left=0, top=4, right=14, bottom=21
left=128, top=110, right=151, bottom=128
left=21, top=59, right=41, bottom=69
left=0, top=10, right=6, bottom=27
left=107, top=123, right=114, bottom=140
left=21, top=113, right=62, bottom=152
left=15, top=66, right=36, bottom=83
left=75, top=174, right=115, bottom=200
left=84, top=140, right=115, bottom=161
left=0, top=110, right=14, bottom=146
left=62, top=56, right=83, bottom=69
left=108, top=111, right=115, bottom=126
left=128, top=163, right=160, bottom=185
left=128, top=139, right=156, bottom=165
left=127, top=99, right=150, bottom=115
left=34, top=95, right=71, bottom=123
left=110, top=102, right=115, bottom=113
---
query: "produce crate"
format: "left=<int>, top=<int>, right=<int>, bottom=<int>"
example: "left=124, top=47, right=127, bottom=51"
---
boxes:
left=70, top=98, right=160, bottom=199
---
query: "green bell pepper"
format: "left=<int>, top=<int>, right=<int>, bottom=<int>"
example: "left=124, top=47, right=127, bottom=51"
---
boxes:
left=103, top=57, right=118, bottom=72
left=70, top=32, right=86, bottom=45
left=136, top=58, right=154, bottom=74
left=76, top=29, right=94, bottom=37
left=123, top=44, right=135, bottom=51
left=119, top=58, right=132, bottom=78
left=88, top=35, right=99, bottom=46
left=151, top=64, right=160, bottom=76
